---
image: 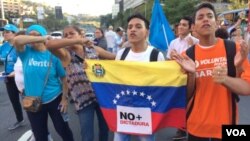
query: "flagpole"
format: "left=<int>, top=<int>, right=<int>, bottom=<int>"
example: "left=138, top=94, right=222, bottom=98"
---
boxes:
left=162, top=24, right=169, bottom=48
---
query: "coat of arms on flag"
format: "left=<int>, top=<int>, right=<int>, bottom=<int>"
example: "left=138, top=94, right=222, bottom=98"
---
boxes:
left=86, top=60, right=187, bottom=135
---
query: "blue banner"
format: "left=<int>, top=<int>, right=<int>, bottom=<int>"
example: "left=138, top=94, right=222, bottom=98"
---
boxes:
left=149, top=0, right=175, bottom=52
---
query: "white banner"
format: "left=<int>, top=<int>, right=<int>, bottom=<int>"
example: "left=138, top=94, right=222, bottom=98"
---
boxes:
left=117, top=105, right=152, bottom=134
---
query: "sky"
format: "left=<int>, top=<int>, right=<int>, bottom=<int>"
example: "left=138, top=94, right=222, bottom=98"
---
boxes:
left=29, top=0, right=114, bottom=16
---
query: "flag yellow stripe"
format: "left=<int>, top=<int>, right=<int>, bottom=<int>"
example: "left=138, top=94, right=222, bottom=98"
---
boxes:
left=85, top=60, right=187, bottom=87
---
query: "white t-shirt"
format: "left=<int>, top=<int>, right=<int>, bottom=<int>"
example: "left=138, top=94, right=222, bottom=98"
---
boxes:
left=14, top=57, right=24, bottom=92
left=167, top=34, right=199, bottom=59
left=105, top=30, right=116, bottom=49
left=115, top=46, right=165, bottom=61
left=113, top=34, right=123, bottom=54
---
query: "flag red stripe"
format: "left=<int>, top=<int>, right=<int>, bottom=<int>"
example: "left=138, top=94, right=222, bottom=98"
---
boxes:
left=100, top=107, right=186, bottom=134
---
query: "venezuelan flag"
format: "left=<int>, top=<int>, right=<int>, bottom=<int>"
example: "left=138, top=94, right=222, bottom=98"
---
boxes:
left=85, top=60, right=187, bottom=135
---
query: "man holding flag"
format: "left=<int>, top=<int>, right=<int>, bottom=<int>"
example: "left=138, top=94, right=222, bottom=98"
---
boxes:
left=114, top=13, right=165, bottom=141
left=86, top=13, right=187, bottom=141
left=85, top=1, right=188, bottom=140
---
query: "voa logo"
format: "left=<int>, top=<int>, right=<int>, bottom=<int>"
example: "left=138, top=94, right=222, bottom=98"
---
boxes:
left=226, top=129, right=246, bottom=136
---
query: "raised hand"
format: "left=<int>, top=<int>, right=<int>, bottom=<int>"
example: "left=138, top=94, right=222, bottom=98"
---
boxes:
left=187, top=37, right=194, bottom=47
left=173, top=53, right=196, bottom=74
left=234, top=40, right=249, bottom=67
left=81, top=38, right=93, bottom=47
left=59, top=97, right=68, bottom=113
left=169, top=49, right=178, bottom=60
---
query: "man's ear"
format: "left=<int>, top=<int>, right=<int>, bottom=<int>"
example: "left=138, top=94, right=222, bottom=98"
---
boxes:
left=192, top=24, right=197, bottom=32
left=146, top=29, right=150, bottom=39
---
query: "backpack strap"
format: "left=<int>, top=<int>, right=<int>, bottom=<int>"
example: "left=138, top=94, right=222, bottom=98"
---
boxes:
left=185, top=45, right=196, bottom=119
left=223, top=39, right=239, bottom=125
left=186, top=45, right=195, bottom=61
left=150, top=48, right=159, bottom=61
left=120, top=47, right=131, bottom=60
left=224, top=39, right=236, bottom=78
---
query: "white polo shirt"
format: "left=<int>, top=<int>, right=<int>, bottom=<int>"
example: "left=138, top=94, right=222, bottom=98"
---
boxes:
left=167, top=34, right=199, bottom=59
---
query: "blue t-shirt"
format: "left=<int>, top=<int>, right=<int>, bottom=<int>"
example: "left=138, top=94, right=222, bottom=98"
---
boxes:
left=0, top=42, right=18, bottom=74
left=18, top=46, right=66, bottom=103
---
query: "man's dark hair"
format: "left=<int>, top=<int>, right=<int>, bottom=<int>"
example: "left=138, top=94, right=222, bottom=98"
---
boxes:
left=193, top=2, right=217, bottom=23
left=116, top=27, right=123, bottom=32
left=215, top=28, right=229, bottom=39
left=127, top=13, right=150, bottom=30
left=229, top=28, right=237, bottom=38
left=181, top=16, right=193, bottom=29
left=64, top=25, right=82, bottom=35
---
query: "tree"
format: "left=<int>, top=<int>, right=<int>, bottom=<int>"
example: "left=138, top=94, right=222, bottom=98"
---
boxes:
left=42, top=8, right=69, bottom=31
left=162, top=0, right=199, bottom=25
left=4, top=11, right=20, bottom=24
left=100, top=14, right=113, bottom=28
left=228, top=0, right=248, bottom=9
left=102, top=0, right=153, bottom=30
left=101, top=0, right=198, bottom=29
left=21, top=0, right=69, bottom=31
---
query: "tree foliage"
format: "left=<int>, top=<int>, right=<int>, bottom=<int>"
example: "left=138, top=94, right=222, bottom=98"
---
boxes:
left=228, top=0, right=248, bottom=9
left=41, top=7, right=69, bottom=31
left=100, top=0, right=154, bottom=30
left=100, top=14, right=113, bottom=28
left=163, top=0, right=199, bottom=24
left=100, top=0, right=199, bottom=30
left=20, top=0, right=69, bottom=31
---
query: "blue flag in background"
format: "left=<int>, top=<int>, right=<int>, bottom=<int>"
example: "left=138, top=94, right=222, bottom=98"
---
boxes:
left=149, top=0, right=175, bottom=52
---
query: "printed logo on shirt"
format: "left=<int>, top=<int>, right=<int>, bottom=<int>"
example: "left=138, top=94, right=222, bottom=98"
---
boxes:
left=198, top=57, right=226, bottom=66
left=28, top=58, right=51, bottom=67
left=196, top=57, right=227, bottom=78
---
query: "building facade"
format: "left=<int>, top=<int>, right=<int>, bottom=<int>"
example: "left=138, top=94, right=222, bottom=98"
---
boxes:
left=123, top=0, right=145, bottom=12
left=0, top=0, right=21, bottom=14
left=112, top=4, right=120, bottom=19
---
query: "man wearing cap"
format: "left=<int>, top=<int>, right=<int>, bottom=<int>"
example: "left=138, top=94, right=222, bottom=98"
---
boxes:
left=0, top=24, right=25, bottom=130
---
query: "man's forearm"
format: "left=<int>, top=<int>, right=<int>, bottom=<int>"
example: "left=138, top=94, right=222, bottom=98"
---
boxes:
left=223, top=76, right=250, bottom=96
left=14, top=35, right=46, bottom=46
left=46, top=39, right=82, bottom=50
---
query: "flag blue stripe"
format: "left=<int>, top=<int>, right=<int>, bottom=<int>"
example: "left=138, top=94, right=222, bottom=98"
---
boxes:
left=92, top=82, right=186, bottom=113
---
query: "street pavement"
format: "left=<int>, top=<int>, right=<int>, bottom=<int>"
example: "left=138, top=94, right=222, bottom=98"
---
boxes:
left=0, top=64, right=250, bottom=141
